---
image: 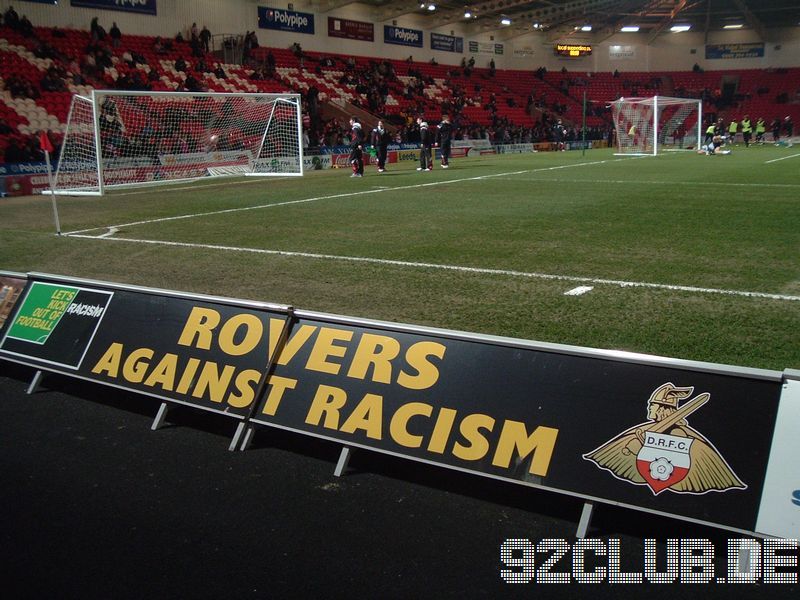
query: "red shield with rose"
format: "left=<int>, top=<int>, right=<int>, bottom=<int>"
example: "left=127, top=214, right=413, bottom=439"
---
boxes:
left=636, top=431, right=693, bottom=494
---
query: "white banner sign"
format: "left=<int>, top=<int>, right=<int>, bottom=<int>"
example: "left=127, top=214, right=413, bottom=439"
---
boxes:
left=468, top=40, right=503, bottom=55
left=495, top=143, right=536, bottom=154
left=756, top=377, right=800, bottom=539
left=453, top=139, right=492, bottom=150
left=304, top=155, right=331, bottom=171
left=159, top=150, right=253, bottom=166
left=609, top=45, right=636, bottom=60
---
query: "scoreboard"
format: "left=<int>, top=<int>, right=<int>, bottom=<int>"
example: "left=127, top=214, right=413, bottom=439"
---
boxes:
left=555, top=43, right=592, bottom=57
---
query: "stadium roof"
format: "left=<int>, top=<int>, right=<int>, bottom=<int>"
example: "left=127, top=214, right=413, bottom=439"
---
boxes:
left=318, top=1, right=800, bottom=41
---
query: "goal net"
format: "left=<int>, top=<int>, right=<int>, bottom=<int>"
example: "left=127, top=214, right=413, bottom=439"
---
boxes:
left=54, top=90, right=303, bottom=195
left=611, top=96, right=702, bottom=156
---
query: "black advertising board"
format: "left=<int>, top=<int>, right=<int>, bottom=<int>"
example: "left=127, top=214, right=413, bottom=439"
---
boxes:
left=0, top=274, right=790, bottom=536
left=0, top=274, right=290, bottom=418
left=0, top=280, right=113, bottom=369
left=250, top=314, right=783, bottom=533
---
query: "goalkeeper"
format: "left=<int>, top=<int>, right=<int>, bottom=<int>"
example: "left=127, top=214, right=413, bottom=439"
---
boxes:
left=699, top=135, right=730, bottom=155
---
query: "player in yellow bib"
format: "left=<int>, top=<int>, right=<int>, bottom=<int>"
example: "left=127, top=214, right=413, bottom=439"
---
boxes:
left=755, top=117, right=766, bottom=144
left=740, top=116, right=752, bottom=147
left=727, top=119, right=738, bottom=145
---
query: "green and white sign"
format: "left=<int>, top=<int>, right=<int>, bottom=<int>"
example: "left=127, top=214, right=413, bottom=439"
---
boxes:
left=5, top=282, right=79, bottom=344
left=0, top=281, right=113, bottom=369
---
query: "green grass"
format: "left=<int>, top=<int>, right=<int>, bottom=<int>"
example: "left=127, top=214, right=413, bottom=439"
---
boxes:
left=1, top=146, right=799, bottom=370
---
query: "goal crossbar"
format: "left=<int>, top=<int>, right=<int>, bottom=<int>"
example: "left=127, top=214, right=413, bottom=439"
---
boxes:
left=53, top=90, right=303, bottom=196
left=611, top=96, right=702, bottom=156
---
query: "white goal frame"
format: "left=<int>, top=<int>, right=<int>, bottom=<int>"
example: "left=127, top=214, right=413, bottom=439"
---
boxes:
left=53, top=90, right=303, bottom=196
left=611, top=96, right=702, bottom=156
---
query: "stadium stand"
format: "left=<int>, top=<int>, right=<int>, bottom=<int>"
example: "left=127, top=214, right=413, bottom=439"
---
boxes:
left=2, top=18, right=800, bottom=162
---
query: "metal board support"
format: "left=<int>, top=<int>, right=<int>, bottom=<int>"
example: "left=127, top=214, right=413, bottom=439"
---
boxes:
left=151, top=402, right=170, bottom=431
left=576, top=501, right=595, bottom=539
left=26, top=370, right=44, bottom=395
left=334, top=446, right=352, bottom=477
left=229, top=421, right=249, bottom=452
left=238, top=424, right=257, bottom=452
left=234, top=308, right=296, bottom=453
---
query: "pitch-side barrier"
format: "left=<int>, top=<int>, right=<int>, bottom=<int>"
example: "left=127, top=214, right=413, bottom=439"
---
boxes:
left=0, top=271, right=797, bottom=540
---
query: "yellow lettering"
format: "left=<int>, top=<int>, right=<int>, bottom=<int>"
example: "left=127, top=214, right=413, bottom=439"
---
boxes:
left=192, top=361, right=235, bottom=403
left=226, top=369, right=262, bottom=408
left=305, top=384, right=347, bottom=429
left=122, top=347, right=154, bottom=383
left=492, top=421, right=559, bottom=477
left=389, top=402, right=432, bottom=448
left=177, top=307, right=220, bottom=350
left=261, top=375, right=297, bottom=416
left=91, top=342, right=124, bottom=377
left=218, top=314, right=263, bottom=357
left=398, top=341, right=446, bottom=390
left=143, top=353, right=178, bottom=390
left=340, top=393, right=383, bottom=440
left=176, top=357, right=201, bottom=394
left=427, top=407, right=458, bottom=454
left=276, top=324, right=317, bottom=365
left=347, top=333, right=400, bottom=384
left=306, top=327, right=353, bottom=375
left=452, top=413, right=495, bottom=461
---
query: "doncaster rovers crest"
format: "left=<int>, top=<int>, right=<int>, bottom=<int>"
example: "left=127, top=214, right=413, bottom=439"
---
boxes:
left=583, top=383, right=746, bottom=496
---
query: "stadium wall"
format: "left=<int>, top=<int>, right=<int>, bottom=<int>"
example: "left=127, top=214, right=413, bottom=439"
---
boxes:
left=7, top=0, right=800, bottom=72
left=503, top=28, right=800, bottom=72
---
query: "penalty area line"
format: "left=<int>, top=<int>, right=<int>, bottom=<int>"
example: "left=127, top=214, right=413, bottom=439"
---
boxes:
left=63, top=157, right=637, bottom=236
left=65, top=234, right=800, bottom=302
left=765, top=152, right=800, bottom=164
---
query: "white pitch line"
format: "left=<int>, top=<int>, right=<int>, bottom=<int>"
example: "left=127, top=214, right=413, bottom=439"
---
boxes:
left=97, top=227, right=119, bottom=238
left=564, top=286, right=594, bottom=296
left=765, top=152, right=800, bottom=164
left=65, top=233, right=800, bottom=302
left=520, top=178, right=800, bottom=189
left=63, top=157, right=630, bottom=236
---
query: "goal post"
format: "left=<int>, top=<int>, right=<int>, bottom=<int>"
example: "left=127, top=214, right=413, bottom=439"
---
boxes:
left=53, top=90, right=303, bottom=195
left=611, top=96, right=702, bottom=156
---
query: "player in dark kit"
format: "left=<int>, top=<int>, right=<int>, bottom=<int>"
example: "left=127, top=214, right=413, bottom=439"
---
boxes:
left=371, top=120, right=390, bottom=173
left=417, top=117, right=432, bottom=171
left=552, top=119, right=567, bottom=151
left=349, top=116, right=364, bottom=177
left=437, top=115, right=453, bottom=168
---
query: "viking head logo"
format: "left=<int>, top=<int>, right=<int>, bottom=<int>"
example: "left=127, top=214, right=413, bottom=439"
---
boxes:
left=583, top=383, right=746, bottom=495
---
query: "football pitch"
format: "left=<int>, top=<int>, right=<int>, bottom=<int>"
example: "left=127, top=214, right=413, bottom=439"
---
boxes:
left=1, top=146, right=798, bottom=371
